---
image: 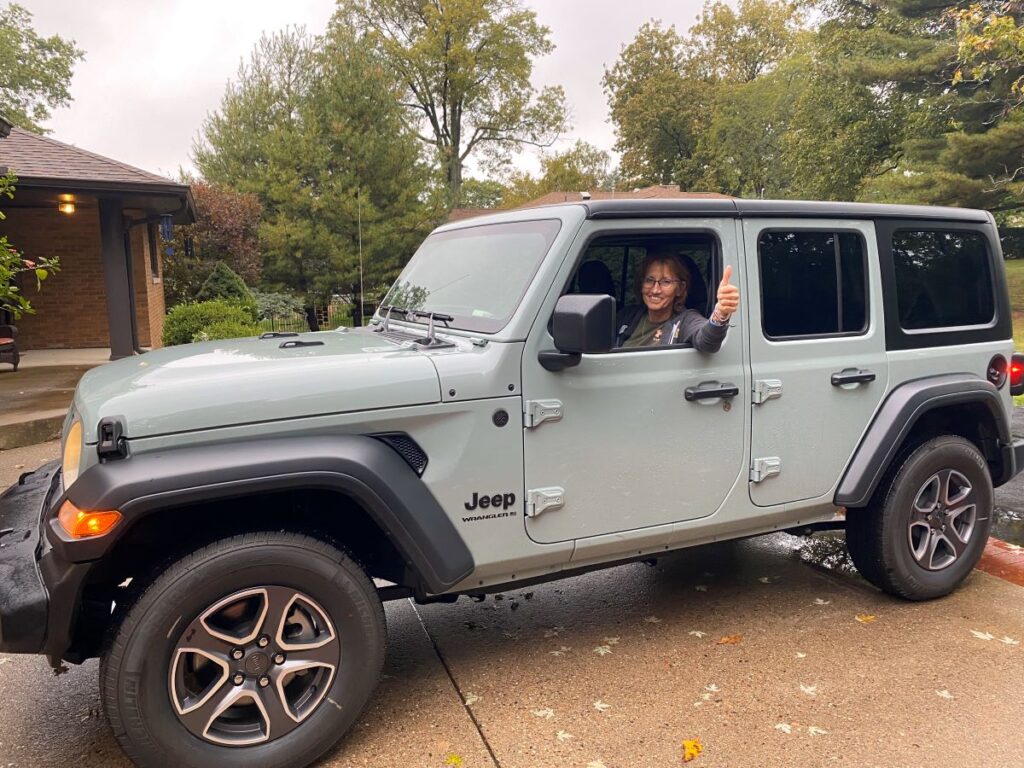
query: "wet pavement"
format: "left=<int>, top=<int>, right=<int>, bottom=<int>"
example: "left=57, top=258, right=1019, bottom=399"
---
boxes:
left=1, top=441, right=1023, bottom=767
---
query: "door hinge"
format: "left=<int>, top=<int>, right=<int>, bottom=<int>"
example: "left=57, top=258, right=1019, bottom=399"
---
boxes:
left=524, top=399, right=563, bottom=428
left=525, top=487, right=565, bottom=518
left=752, top=379, right=783, bottom=405
left=750, top=457, right=781, bottom=483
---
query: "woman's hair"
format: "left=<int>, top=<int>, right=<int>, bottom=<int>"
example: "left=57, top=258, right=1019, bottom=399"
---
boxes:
left=635, top=248, right=691, bottom=313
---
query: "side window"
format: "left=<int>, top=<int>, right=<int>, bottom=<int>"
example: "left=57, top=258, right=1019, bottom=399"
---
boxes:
left=892, top=230, right=994, bottom=330
left=758, top=231, right=867, bottom=339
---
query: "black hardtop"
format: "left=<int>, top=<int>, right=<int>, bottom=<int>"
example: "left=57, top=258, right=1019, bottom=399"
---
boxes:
left=580, top=198, right=991, bottom=223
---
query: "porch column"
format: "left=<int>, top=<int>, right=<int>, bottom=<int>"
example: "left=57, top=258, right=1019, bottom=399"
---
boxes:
left=98, top=197, right=135, bottom=359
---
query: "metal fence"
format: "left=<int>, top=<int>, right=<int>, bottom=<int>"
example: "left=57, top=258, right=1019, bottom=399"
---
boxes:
left=255, top=302, right=375, bottom=334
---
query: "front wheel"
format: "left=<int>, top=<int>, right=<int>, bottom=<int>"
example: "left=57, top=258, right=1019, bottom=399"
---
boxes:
left=846, top=435, right=993, bottom=601
left=102, top=532, right=385, bottom=768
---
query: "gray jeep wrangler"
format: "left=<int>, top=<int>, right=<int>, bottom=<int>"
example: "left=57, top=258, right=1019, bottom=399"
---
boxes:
left=2, top=199, right=1022, bottom=768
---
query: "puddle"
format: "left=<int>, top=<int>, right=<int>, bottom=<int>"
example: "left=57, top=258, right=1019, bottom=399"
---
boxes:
left=795, top=532, right=859, bottom=576
left=993, top=506, right=1024, bottom=547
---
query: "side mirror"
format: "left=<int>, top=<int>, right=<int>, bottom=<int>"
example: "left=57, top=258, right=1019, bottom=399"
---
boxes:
left=539, top=294, right=615, bottom=371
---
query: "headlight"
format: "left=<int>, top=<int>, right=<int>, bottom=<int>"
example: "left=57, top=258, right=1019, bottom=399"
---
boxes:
left=62, top=418, right=83, bottom=488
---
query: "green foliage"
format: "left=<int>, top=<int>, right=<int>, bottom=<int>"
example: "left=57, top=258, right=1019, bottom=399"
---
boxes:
left=195, top=261, right=257, bottom=318
left=253, top=290, right=305, bottom=321
left=192, top=320, right=260, bottom=343
left=161, top=300, right=255, bottom=347
left=502, top=141, right=611, bottom=207
left=335, top=0, right=568, bottom=206
left=194, top=25, right=436, bottom=315
left=0, top=3, right=83, bottom=133
left=459, top=178, right=507, bottom=209
left=0, top=171, right=59, bottom=318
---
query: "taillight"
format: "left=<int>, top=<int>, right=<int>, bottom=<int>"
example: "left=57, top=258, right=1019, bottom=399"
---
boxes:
left=1011, top=353, right=1024, bottom=396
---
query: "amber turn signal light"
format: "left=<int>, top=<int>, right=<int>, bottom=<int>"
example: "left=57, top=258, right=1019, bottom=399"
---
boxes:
left=58, top=501, right=122, bottom=539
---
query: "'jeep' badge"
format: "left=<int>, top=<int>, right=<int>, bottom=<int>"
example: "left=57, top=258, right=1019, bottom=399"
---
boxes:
left=464, top=492, right=516, bottom=511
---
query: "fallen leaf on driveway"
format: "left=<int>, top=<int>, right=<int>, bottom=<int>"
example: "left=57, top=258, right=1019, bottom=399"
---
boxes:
left=936, top=689, right=953, bottom=700
left=532, top=708, right=555, bottom=719
left=813, top=598, right=831, bottom=606
left=682, top=738, right=703, bottom=762
left=716, top=634, right=742, bottom=645
left=689, top=630, right=708, bottom=638
left=587, top=762, right=608, bottom=768
left=556, top=730, right=574, bottom=742
left=444, top=754, right=463, bottom=766
left=758, top=576, right=776, bottom=584
left=795, top=652, right=807, bottom=659
left=705, top=683, right=720, bottom=693
left=549, top=646, right=570, bottom=656
left=594, top=700, right=611, bottom=712
left=808, top=726, right=828, bottom=736
left=603, top=636, right=620, bottom=645
left=544, top=626, right=564, bottom=638
left=0, top=658, right=8, bottom=666
left=695, top=585, right=708, bottom=592
left=594, top=645, right=613, bottom=656
left=644, top=615, right=662, bottom=624
left=855, top=614, right=876, bottom=624
left=800, top=684, right=817, bottom=697
left=463, top=693, right=480, bottom=706
left=774, top=723, right=793, bottom=734
left=1001, top=636, right=1020, bottom=646
left=970, top=630, right=995, bottom=641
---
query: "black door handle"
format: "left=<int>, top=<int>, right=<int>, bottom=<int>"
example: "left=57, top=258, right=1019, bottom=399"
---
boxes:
left=831, top=368, right=876, bottom=386
left=685, top=381, right=740, bottom=401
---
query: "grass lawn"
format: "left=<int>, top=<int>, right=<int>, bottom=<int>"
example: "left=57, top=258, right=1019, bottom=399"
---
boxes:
left=1007, top=259, right=1024, bottom=351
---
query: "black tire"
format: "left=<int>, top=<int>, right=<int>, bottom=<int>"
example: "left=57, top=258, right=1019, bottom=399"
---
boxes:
left=101, top=532, right=385, bottom=768
left=846, top=435, right=993, bottom=601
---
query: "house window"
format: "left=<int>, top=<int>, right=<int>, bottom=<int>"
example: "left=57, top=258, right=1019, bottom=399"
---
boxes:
left=758, top=230, right=867, bottom=339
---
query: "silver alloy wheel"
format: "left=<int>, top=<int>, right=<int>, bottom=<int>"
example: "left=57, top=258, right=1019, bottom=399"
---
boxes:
left=169, top=586, right=339, bottom=746
left=907, top=469, right=977, bottom=571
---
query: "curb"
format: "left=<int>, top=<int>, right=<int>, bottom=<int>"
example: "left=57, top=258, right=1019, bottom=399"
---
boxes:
left=976, top=538, right=1024, bottom=587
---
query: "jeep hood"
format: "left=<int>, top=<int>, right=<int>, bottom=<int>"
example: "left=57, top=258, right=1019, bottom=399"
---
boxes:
left=73, top=329, right=441, bottom=442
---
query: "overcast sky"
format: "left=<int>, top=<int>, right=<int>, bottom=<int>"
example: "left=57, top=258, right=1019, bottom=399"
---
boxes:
left=16, top=0, right=710, bottom=180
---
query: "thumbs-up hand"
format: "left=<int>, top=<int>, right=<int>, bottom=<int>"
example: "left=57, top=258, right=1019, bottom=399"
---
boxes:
left=713, top=264, right=739, bottom=322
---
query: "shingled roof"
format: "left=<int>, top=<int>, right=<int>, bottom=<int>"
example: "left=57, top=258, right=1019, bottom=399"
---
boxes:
left=0, top=126, right=181, bottom=189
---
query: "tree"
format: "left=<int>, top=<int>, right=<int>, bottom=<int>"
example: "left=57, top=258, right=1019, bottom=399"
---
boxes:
left=604, top=2, right=800, bottom=189
left=335, top=0, right=569, bottom=206
left=502, top=140, right=611, bottom=207
left=0, top=172, right=59, bottom=317
left=458, top=177, right=507, bottom=209
left=0, top=3, right=83, bottom=133
left=194, top=25, right=435, bottom=328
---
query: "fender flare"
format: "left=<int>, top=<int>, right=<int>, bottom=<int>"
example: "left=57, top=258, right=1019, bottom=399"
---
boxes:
left=57, top=434, right=474, bottom=594
left=834, top=373, right=1012, bottom=509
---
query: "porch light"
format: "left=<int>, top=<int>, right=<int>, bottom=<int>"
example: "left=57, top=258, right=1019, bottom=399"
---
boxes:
left=57, top=202, right=75, bottom=214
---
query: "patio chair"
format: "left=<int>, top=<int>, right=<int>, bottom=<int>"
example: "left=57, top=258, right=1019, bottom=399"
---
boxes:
left=0, top=324, right=19, bottom=371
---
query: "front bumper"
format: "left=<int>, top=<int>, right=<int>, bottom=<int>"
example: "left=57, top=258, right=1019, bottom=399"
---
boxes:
left=0, top=461, right=60, bottom=653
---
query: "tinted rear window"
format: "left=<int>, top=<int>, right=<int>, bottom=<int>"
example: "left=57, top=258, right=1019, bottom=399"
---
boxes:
left=892, top=231, right=994, bottom=330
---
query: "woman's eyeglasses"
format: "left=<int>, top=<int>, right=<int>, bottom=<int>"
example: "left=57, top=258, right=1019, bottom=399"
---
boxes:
left=643, top=277, right=684, bottom=289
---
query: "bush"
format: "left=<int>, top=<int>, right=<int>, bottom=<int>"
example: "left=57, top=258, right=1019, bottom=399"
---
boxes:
left=195, top=261, right=257, bottom=319
left=253, top=290, right=305, bottom=320
left=162, top=300, right=255, bottom=346
left=192, top=320, right=260, bottom=343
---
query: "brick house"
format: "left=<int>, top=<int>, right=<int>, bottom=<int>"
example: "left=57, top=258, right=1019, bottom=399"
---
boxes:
left=0, top=115, right=195, bottom=358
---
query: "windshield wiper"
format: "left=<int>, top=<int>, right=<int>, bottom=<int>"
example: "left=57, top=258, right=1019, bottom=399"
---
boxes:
left=409, top=310, right=454, bottom=346
left=376, top=305, right=410, bottom=333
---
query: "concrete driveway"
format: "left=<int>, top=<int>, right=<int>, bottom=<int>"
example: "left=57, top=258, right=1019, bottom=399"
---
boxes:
left=2, top=443, right=1023, bottom=767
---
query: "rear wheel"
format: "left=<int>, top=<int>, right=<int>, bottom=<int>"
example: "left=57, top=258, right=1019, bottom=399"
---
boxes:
left=846, top=435, right=992, bottom=601
left=102, top=531, right=385, bottom=768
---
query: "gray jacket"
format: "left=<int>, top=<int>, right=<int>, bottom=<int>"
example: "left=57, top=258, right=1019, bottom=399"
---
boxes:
left=616, top=306, right=729, bottom=352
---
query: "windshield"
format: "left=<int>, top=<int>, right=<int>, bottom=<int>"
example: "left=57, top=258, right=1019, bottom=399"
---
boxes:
left=380, top=219, right=562, bottom=333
